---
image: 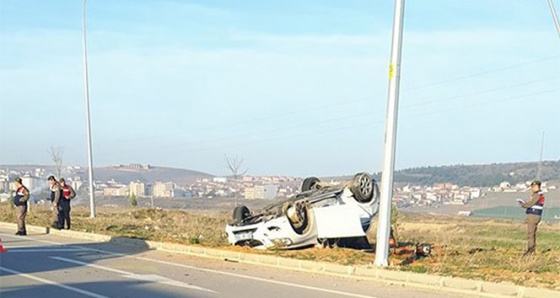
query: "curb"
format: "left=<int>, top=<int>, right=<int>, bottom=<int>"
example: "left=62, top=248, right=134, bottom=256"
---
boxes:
left=1, top=222, right=558, bottom=298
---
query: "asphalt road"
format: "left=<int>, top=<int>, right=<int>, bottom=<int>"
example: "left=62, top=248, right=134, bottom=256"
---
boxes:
left=0, top=229, right=468, bottom=298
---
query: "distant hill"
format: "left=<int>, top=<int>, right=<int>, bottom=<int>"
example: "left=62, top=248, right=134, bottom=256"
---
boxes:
left=92, top=166, right=213, bottom=185
left=4, top=160, right=560, bottom=187
left=0, top=164, right=213, bottom=185
left=384, top=160, right=560, bottom=187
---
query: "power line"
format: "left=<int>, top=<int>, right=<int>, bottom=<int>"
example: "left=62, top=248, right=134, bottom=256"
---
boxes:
left=99, top=86, right=560, bottom=158
left=100, top=55, right=560, bottom=143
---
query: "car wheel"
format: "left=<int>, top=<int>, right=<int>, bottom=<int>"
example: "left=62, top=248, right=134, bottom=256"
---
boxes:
left=283, top=202, right=311, bottom=235
left=350, top=173, right=374, bottom=203
left=232, top=205, right=250, bottom=224
left=301, top=177, right=321, bottom=192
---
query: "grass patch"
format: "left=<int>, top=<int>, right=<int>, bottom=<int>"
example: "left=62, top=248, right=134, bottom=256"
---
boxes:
left=1, top=203, right=559, bottom=289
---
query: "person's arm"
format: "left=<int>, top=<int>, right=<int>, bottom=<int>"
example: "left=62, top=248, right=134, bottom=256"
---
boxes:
left=522, top=193, right=540, bottom=208
left=21, top=187, right=30, bottom=202
left=69, top=186, right=76, bottom=199
left=52, top=186, right=61, bottom=205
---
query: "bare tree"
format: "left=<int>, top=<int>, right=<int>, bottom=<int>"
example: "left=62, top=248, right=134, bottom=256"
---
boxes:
left=225, top=154, right=248, bottom=205
left=48, top=146, right=64, bottom=178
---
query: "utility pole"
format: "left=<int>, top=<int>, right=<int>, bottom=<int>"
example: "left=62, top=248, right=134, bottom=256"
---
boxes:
left=374, top=0, right=406, bottom=267
left=82, top=0, right=96, bottom=218
left=547, top=0, right=560, bottom=38
left=537, top=131, right=545, bottom=180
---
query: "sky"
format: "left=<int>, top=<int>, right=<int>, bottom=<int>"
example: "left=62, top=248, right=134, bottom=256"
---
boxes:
left=1, top=0, right=559, bottom=177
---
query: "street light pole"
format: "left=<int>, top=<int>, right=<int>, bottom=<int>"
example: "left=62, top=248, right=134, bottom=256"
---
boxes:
left=374, top=0, right=406, bottom=267
left=82, top=0, right=96, bottom=218
left=546, top=0, right=560, bottom=38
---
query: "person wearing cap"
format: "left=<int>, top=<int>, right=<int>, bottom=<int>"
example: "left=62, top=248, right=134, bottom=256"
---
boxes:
left=520, top=180, right=545, bottom=256
left=48, top=175, right=63, bottom=229
left=58, top=178, right=76, bottom=230
left=13, top=177, right=30, bottom=236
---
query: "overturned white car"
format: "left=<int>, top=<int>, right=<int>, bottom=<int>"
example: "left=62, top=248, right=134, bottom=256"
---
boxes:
left=225, top=172, right=380, bottom=249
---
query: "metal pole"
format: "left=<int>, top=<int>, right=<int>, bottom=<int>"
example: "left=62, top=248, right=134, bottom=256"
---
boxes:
left=374, top=0, right=406, bottom=267
left=82, top=0, right=96, bottom=218
left=547, top=0, right=560, bottom=38
left=537, top=131, right=545, bottom=180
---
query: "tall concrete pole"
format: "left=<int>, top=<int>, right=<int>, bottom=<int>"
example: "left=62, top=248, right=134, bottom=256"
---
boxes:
left=82, top=0, right=96, bottom=218
left=374, top=0, right=406, bottom=267
left=547, top=0, right=560, bottom=38
left=537, top=131, right=545, bottom=180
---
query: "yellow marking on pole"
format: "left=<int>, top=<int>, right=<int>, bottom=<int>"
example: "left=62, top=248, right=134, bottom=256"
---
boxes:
left=389, top=63, right=394, bottom=79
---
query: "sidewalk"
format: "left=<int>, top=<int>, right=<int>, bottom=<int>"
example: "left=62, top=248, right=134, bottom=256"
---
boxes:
left=1, top=221, right=557, bottom=298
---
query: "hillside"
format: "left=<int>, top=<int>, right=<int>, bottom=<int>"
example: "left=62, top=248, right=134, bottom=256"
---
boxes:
left=377, top=160, right=560, bottom=187
left=4, top=160, right=560, bottom=187
left=0, top=164, right=213, bottom=185
left=92, top=166, right=213, bottom=185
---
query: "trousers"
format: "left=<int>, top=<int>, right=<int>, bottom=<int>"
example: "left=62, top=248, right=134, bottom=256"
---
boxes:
left=525, top=214, right=541, bottom=251
left=16, top=205, right=27, bottom=232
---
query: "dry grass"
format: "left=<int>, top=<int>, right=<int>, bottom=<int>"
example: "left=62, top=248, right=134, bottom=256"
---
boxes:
left=1, top=203, right=559, bottom=289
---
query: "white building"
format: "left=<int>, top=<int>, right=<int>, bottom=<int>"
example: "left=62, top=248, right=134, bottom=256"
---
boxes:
left=244, top=184, right=278, bottom=200
left=129, top=181, right=146, bottom=197
left=21, top=175, right=40, bottom=193
left=72, top=179, right=83, bottom=191
left=152, top=182, right=174, bottom=198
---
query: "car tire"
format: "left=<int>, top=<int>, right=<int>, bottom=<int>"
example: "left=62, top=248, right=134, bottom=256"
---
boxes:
left=232, top=205, right=250, bottom=224
left=301, top=177, right=321, bottom=192
left=350, top=173, right=374, bottom=203
left=283, top=202, right=311, bottom=235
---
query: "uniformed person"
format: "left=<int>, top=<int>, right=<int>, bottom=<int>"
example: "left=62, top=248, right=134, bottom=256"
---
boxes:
left=520, top=180, right=545, bottom=256
left=58, top=178, right=76, bottom=229
left=48, top=176, right=63, bottom=229
left=13, top=177, right=30, bottom=236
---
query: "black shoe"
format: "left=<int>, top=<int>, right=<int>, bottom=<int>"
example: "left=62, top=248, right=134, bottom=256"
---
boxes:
left=15, top=231, right=21, bottom=235
left=15, top=231, right=26, bottom=236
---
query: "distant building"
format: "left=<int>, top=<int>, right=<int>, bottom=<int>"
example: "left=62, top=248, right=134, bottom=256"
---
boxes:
left=0, top=175, right=9, bottom=193
left=152, top=182, right=174, bottom=198
left=72, top=179, right=83, bottom=191
left=213, top=177, right=228, bottom=183
left=103, top=186, right=128, bottom=197
left=500, top=181, right=511, bottom=189
left=457, top=211, right=472, bottom=216
left=244, top=184, right=278, bottom=200
left=129, top=181, right=147, bottom=197
left=21, top=175, right=41, bottom=193
left=468, top=188, right=480, bottom=198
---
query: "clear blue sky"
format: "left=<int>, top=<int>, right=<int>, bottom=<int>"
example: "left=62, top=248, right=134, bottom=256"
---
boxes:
left=1, top=0, right=559, bottom=177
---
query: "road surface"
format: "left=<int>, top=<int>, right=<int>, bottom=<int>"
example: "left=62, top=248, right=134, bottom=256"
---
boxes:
left=0, top=228, right=467, bottom=298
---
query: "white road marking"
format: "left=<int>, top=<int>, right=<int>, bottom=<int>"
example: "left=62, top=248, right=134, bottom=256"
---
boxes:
left=51, top=256, right=216, bottom=293
left=0, top=266, right=110, bottom=298
left=58, top=253, right=377, bottom=298
left=2, top=232, right=378, bottom=298
left=133, top=257, right=379, bottom=298
left=7, top=248, right=87, bottom=252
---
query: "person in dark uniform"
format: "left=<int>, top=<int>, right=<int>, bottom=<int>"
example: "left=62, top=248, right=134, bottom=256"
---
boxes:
left=48, top=175, right=63, bottom=229
left=58, top=178, right=76, bottom=230
left=520, top=180, right=545, bottom=256
left=13, top=177, right=30, bottom=236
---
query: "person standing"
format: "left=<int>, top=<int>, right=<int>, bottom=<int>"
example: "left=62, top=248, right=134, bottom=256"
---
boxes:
left=58, top=178, right=76, bottom=230
left=13, top=177, right=30, bottom=236
left=520, top=180, right=545, bottom=256
left=48, top=176, right=62, bottom=229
